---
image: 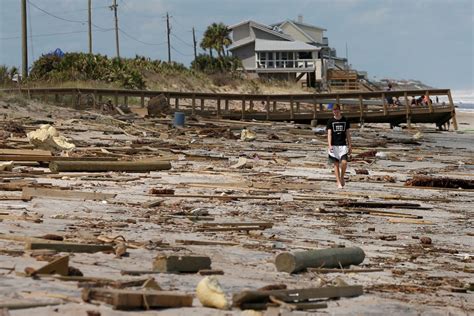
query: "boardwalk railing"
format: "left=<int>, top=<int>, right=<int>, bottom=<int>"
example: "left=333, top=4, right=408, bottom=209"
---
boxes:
left=0, top=87, right=458, bottom=130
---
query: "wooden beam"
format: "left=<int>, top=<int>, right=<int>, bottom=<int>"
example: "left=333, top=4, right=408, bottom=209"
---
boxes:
left=25, top=241, right=114, bottom=253
left=22, top=187, right=116, bottom=201
left=48, top=159, right=171, bottom=172
left=153, top=255, right=211, bottom=273
left=447, top=90, right=458, bottom=130
left=82, top=288, right=193, bottom=310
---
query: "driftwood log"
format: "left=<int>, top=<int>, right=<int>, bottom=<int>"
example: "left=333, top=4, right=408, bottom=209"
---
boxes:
left=49, top=159, right=171, bottom=172
left=275, top=247, right=365, bottom=273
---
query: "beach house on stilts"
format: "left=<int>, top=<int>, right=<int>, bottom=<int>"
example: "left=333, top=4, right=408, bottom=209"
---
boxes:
left=228, top=16, right=373, bottom=92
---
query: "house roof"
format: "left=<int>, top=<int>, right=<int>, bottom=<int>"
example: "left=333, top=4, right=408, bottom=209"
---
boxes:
left=228, top=37, right=254, bottom=50
left=272, top=19, right=326, bottom=32
left=228, top=20, right=293, bottom=41
left=255, top=39, right=320, bottom=52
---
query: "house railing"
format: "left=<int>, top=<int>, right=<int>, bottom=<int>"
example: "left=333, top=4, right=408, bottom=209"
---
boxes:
left=257, top=58, right=315, bottom=69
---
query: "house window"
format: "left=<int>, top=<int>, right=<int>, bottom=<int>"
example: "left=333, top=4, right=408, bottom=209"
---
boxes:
left=258, top=52, right=267, bottom=68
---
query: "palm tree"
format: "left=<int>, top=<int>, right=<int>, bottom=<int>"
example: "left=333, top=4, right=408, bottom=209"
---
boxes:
left=201, top=23, right=232, bottom=59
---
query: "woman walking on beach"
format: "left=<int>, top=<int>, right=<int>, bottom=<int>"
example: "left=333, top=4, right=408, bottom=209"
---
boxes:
left=327, top=104, right=352, bottom=188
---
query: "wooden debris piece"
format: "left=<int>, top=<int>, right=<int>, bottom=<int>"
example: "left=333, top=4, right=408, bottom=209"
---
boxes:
left=82, top=288, right=193, bottom=310
left=49, top=159, right=171, bottom=173
left=336, top=200, right=423, bottom=209
left=153, top=255, right=211, bottom=273
left=388, top=218, right=434, bottom=225
left=142, top=278, right=162, bottom=290
left=175, top=239, right=238, bottom=246
left=307, top=267, right=384, bottom=274
left=0, top=213, right=43, bottom=223
left=0, top=300, right=62, bottom=310
left=22, top=187, right=116, bottom=201
left=26, top=255, right=69, bottom=276
left=233, top=286, right=363, bottom=309
left=199, top=269, right=224, bottom=275
left=196, top=222, right=273, bottom=232
left=405, top=175, right=474, bottom=189
left=0, top=149, right=52, bottom=156
left=25, top=241, right=114, bottom=253
left=275, top=247, right=365, bottom=273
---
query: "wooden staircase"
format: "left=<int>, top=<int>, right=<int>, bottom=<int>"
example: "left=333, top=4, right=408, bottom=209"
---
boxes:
left=327, top=69, right=375, bottom=92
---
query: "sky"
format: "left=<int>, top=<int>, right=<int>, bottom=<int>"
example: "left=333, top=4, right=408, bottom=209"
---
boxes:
left=0, top=0, right=473, bottom=93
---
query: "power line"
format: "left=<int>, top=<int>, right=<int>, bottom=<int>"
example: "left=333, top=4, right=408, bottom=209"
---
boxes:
left=27, top=0, right=110, bottom=31
left=171, top=45, right=193, bottom=57
left=27, top=0, right=87, bottom=24
left=1, top=29, right=112, bottom=40
left=118, top=28, right=167, bottom=46
left=171, top=33, right=193, bottom=48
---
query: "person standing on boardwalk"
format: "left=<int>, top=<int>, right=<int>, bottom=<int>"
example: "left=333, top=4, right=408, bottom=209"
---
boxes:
left=327, top=104, right=352, bottom=188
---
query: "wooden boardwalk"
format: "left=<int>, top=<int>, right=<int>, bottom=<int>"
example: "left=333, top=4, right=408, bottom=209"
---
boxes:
left=1, top=87, right=458, bottom=129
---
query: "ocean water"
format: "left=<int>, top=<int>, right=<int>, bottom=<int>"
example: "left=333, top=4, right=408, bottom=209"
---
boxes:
left=456, top=103, right=474, bottom=113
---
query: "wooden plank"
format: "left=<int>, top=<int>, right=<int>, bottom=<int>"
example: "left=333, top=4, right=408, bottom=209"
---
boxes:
left=233, top=286, right=363, bottom=307
left=28, top=255, right=69, bottom=276
left=0, top=300, right=62, bottom=310
left=388, top=218, right=434, bottom=225
left=153, top=255, right=211, bottom=273
left=0, top=149, right=51, bottom=156
left=0, top=155, right=118, bottom=162
left=82, top=288, right=193, bottom=310
left=307, top=267, right=384, bottom=274
left=22, top=187, right=116, bottom=201
left=26, top=242, right=114, bottom=253
left=175, top=239, right=238, bottom=246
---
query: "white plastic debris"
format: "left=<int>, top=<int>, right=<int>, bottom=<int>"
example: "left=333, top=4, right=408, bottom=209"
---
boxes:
left=196, top=276, right=229, bottom=310
left=0, top=161, right=14, bottom=171
left=240, top=128, right=256, bottom=141
left=27, top=124, right=75, bottom=152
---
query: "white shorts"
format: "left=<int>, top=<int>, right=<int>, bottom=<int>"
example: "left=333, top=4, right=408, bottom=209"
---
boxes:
left=328, top=145, right=349, bottom=162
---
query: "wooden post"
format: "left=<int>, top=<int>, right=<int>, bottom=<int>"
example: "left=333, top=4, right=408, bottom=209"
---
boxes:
left=404, top=92, right=411, bottom=129
left=72, top=92, right=77, bottom=108
left=426, top=90, right=433, bottom=113
left=92, top=91, right=97, bottom=109
left=447, top=90, right=458, bottom=130
left=200, top=98, right=204, bottom=112
left=98, top=94, right=103, bottom=104
left=140, top=95, right=145, bottom=107
left=249, top=99, right=254, bottom=111
left=381, top=93, right=388, bottom=116
left=358, top=95, right=364, bottom=127
left=175, top=97, right=179, bottom=110
left=290, top=97, right=294, bottom=120
left=124, top=96, right=128, bottom=107
left=216, top=98, right=221, bottom=117
left=296, top=101, right=300, bottom=113
left=273, top=100, right=277, bottom=112
left=241, top=97, right=245, bottom=120
left=312, top=95, right=317, bottom=119
left=54, top=94, right=59, bottom=103
left=114, top=92, right=118, bottom=107
left=275, top=247, right=365, bottom=274
left=224, top=99, right=229, bottom=112
left=191, top=94, right=196, bottom=115
left=266, top=96, right=270, bottom=120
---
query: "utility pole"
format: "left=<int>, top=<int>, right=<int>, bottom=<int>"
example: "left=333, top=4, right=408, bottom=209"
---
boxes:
left=88, top=0, right=92, bottom=54
left=192, top=27, right=197, bottom=60
left=21, top=0, right=28, bottom=79
left=111, top=0, right=120, bottom=59
left=166, top=12, right=171, bottom=63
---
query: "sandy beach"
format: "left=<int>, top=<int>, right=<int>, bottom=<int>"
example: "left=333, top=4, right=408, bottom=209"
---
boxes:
left=0, top=94, right=472, bottom=315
